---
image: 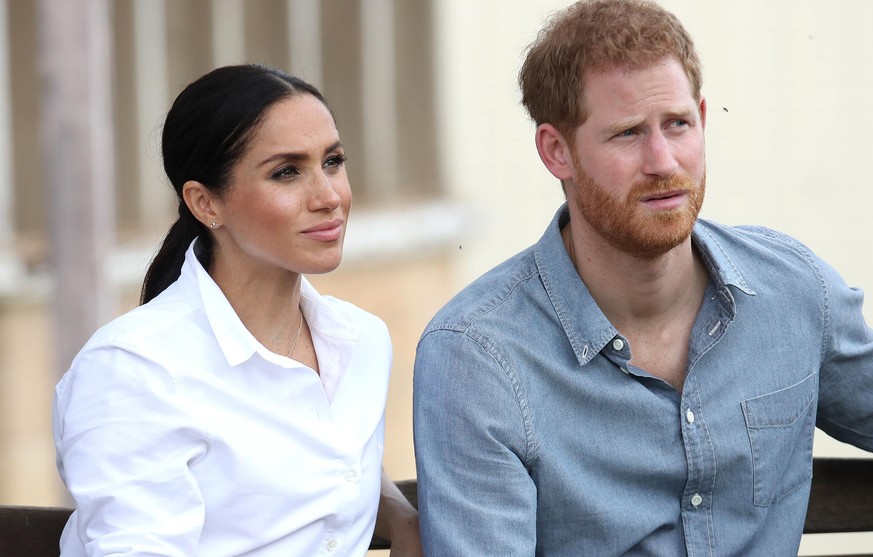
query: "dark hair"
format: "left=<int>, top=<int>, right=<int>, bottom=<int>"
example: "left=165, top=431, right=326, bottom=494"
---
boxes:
left=519, top=0, right=702, bottom=140
left=140, top=64, right=330, bottom=304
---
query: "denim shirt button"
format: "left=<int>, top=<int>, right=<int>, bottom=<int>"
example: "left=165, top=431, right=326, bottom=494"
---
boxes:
left=686, top=409, right=695, bottom=424
left=691, top=494, right=703, bottom=507
left=620, top=366, right=630, bottom=374
left=612, top=338, right=625, bottom=351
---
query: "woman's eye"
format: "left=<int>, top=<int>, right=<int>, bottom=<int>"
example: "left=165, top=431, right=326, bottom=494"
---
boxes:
left=324, top=154, right=348, bottom=169
left=272, top=166, right=300, bottom=180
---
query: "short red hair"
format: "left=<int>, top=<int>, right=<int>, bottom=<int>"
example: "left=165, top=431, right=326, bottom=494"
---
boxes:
left=519, top=0, right=702, bottom=139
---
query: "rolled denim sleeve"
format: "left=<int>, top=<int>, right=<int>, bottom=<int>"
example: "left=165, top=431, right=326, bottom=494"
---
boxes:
left=53, top=346, right=208, bottom=556
left=815, top=256, right=873, bottom=451
left=413, top=328, right=537, bottom=556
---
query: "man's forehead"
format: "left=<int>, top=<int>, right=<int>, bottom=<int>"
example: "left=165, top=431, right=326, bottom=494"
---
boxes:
left=581, top=59, right=697, bottom=112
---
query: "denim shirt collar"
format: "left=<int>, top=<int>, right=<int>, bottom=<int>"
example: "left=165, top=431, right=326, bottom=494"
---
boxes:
left=534, top=204, right=756, bottom=368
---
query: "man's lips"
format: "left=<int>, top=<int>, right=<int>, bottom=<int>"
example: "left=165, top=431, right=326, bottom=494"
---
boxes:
left=641, top=190, right=685, bottom=202
left=640, top=190, right=688, bottom=210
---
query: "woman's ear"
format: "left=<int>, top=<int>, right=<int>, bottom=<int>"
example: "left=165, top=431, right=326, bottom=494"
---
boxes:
left=535, top=123, right=575, bottom=181
left=182, top=181, right=222, bottom=229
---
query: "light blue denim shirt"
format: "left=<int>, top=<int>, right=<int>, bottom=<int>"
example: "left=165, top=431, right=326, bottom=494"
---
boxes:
left=413, top=204, right=873, bottom=556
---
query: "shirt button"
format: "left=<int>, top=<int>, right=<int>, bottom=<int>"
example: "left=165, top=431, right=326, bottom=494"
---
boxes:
left=686, top=410, right=695, bottom=424
left=612, top=338, right=624, bottom=351
left=345, top=470, right=358, bottom=482
left=327, top=539, right=338, bottom=551
left=691, top=494, right=703, bottom=507
left=621, top=367, right=630, bottom=374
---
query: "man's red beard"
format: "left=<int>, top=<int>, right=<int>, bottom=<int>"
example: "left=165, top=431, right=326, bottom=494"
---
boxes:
left=570, top=158, right=706, bottom=259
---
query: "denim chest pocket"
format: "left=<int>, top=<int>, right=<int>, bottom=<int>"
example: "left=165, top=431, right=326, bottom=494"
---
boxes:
left=741, top=372, right=817, bottom=507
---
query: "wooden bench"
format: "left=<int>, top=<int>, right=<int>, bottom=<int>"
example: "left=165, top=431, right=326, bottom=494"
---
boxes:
left=1, top=459, right=870, bottom=555
left=0, top=480, right=417, bottom=555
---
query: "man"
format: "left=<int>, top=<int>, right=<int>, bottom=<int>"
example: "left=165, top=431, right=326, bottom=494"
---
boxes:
left=412, top=0, right=873, bottom=555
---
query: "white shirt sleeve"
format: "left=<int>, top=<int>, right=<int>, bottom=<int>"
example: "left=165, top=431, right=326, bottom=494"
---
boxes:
left=54, top=345, right=209, bottom=556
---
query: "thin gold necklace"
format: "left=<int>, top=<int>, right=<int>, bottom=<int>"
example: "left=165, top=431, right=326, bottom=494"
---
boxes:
left=285, top=312, right=304, bottom=358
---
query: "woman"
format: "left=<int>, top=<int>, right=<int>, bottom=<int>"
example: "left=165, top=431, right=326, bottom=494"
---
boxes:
left=52, top=64, right=420, bottom=556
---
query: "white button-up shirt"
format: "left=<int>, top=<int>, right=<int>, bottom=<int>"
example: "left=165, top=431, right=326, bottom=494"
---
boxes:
left=53, top=242, right=392, bottom=556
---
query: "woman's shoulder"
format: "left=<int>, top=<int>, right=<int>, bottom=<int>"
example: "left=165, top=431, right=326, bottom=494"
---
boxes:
left=323, top=295, right=385, bottom=325
left=302, top=279, right=389, bottom=336
left=78, top=285, right=203, bottom=358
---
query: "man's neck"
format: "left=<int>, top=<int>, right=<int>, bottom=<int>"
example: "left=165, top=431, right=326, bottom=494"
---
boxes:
left=562, top=216, right=709, bottom=336
left=563, top=216, right=709, bottom=391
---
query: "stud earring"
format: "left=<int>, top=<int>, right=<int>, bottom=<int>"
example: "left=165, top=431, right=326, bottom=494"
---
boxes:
left=210, top=222, right=219, bottom=229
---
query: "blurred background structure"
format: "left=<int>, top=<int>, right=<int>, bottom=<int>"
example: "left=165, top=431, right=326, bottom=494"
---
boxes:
left=0, top=0, right=871, bottom=554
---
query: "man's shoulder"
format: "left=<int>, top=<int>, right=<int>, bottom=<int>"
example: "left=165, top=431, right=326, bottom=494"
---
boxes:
left=694, top=219, right=834, bottom=294
left=696, top=219, right=819, bottom=266
left=424, top=245, right=541, bottom=334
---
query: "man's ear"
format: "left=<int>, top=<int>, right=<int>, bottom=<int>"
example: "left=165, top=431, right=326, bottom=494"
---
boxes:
left=182, top=181, right=222, bottom=228
left=535, top=123, right=574, bottom=181
left=699, top=96, right=707, bottom=129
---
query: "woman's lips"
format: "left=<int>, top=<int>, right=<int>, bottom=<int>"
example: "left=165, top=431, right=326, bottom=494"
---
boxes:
left=302, top=219, right=343, bottom=242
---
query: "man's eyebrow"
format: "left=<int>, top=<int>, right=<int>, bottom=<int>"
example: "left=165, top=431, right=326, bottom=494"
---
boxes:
left=604, top=117, right=643, bottom=137
left=602, top=108, right=698, bottom=136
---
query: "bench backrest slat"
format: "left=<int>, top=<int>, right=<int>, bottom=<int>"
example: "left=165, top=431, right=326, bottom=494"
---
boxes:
left=0, top=459, right=869, bottom=555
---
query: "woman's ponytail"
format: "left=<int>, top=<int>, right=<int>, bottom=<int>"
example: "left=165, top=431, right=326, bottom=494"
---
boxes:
left=140, top=203, right=212, bottom=304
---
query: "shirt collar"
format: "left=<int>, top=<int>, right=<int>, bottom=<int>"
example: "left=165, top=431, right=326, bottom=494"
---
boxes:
left=179, top=241, right=360, bottom=368
left=690, top=222, right=756, bottom=297
left=534, top=204, right=755, bottom=368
